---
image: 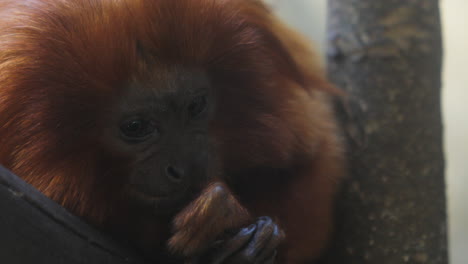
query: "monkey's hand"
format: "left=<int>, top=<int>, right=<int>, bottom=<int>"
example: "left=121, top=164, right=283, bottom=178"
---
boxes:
left=169, top=182, right=284, bottom=263
left=194, top=216, right=284, bottom=264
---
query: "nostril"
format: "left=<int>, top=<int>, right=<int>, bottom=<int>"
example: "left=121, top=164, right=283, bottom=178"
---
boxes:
left=166, top=165, right=183, bottom=183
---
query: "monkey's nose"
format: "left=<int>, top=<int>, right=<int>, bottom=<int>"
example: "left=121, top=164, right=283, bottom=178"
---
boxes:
left=166, top=165, right=184, bottom=183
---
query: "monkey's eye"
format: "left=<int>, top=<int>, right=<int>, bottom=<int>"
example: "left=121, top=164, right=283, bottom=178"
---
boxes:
left=188, top=95, right=208, bottom=118
left=120, top=119, right=157, bottom=142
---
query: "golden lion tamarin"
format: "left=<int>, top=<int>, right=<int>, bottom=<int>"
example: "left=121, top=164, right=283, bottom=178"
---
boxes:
left=0, top=0, right=344, bottom=263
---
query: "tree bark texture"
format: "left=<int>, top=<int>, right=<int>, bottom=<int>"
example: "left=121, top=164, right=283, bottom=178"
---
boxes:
left=322, top=1, right=447, bottom=264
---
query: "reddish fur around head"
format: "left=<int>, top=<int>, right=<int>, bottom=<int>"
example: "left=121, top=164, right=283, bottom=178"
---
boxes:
left=0, top=0, right=344, bottom=262
left=0, top=0, right=329, bottom=222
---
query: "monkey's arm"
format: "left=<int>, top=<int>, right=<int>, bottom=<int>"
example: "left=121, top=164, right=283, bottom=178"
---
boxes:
left=169, top=183, right=284, bottom=264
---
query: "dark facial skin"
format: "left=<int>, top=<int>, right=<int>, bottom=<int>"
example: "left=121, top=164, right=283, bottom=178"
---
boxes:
left=106, top=68, right=217, bottom=215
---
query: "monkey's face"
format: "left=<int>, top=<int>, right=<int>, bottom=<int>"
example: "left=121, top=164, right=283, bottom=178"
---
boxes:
left=104, top=68, right=216, bottom=214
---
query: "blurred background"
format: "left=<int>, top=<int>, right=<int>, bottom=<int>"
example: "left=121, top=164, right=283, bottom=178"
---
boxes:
left=266, top=0, right=468, bottom=263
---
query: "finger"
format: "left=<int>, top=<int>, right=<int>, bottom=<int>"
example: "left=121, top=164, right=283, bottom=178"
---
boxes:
left=209, top=224, right=257, bottom=264
left=244, top=216, right=275, bottom=259
left=224, top=217, right=280, bottom=264
left=256, top=224, right=284, bottom=262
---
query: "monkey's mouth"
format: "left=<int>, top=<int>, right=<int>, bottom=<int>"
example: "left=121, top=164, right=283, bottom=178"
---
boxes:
left=125, top=184, right=191, bottom=211
left=126, top=186, right=166, bottom=200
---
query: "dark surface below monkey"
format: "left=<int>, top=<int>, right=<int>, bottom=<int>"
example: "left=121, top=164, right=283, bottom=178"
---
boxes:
left=0, top=0, right=344, bottom=263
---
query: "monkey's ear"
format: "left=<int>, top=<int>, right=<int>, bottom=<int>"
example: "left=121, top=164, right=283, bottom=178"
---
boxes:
left=168, top=182, right=251, bottom=258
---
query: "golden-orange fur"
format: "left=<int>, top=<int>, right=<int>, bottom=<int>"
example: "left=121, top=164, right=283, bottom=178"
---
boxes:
left=169, top=182, right=251, bottom=257
left=0, top=0, right=344, bottom=263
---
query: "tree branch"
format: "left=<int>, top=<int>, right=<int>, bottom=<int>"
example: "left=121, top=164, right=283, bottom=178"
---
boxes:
left=322, top=1, right=447, bottom=263
left=0, top=165, right=148, bottom=264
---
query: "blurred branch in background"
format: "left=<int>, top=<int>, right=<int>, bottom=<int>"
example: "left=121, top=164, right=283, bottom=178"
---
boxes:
left=319, top=0, right=447, bottom=263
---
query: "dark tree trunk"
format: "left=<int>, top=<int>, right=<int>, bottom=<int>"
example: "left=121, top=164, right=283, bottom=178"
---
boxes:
left=321, top=0, right=447, bottom=264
